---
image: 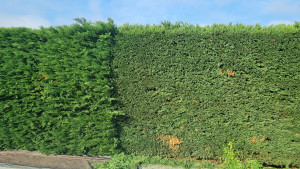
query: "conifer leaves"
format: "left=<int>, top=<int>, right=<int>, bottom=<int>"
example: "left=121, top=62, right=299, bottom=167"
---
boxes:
left=0, top=20, right=119, bottom=156
left=113, top=22, right=300, bottom=166
left=1, top=21, right=299, bottom=166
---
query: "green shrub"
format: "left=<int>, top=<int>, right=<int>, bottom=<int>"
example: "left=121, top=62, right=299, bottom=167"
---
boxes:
left=222, top=141, right=262, bottom=169
left=113, top=22, right=300, bottom=166
left=0, top=19, right=122, bottom=155
left=91, top=153, right=217, bottom=169
left=92, top=153, right=146, bottom=169
left=1, top=20, right=299, bottom=168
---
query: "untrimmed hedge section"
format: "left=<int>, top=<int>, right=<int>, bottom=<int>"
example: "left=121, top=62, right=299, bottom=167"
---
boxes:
left=0, top=21, right=299, bottom=167
left=113, top=23, right=300, bottom=166
left=0, top=19, right=121, bottom=155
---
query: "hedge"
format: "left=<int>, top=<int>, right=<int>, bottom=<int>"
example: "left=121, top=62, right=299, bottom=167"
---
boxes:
left=1, top=20, right=299, bottom=167
left=113, top=22, right=300, bottom=166
left=0, top=19, right=122, bottom=155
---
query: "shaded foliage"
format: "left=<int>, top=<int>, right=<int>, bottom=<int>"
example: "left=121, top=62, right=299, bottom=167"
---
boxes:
left=113, top=22, right=300, bottom=166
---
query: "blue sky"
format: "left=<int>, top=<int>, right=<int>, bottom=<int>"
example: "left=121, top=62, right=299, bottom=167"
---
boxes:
left=0, top=0, right=299, bottom=28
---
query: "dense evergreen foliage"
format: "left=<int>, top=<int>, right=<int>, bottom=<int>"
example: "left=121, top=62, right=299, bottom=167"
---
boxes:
left=0, top=19, right=122, bottom=155
left=113, top=22, right=300, bottom=166
left=0, top=20, right=299, bottom=167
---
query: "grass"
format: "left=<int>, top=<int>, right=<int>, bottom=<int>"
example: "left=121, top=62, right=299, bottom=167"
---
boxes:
left=91, top=141, right=294, bottom=169
left=91, top=152, right=216, bottom=169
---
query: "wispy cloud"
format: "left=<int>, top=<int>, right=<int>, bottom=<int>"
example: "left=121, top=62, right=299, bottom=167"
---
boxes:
left=262, top=0, right=299, bottom=15
left=0, top=13, right=51, bottom=28
left=106, top=0, right=170, bottom=25
left=86, top=0, right=104, bottom=21
left=104, top=0, right=211, bottom=25
left=0, top=0, right=52, bottom=28
left=268, top=20, right=294, bottom=25
left=0, top=0, right=299, bottom=28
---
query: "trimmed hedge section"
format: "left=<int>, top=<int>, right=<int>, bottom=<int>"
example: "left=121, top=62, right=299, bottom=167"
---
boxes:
left=113, top=22, right=300, bottom=166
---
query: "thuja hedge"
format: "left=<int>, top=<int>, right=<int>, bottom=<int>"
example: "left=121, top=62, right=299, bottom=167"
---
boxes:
left=1, top=20, right=299, bottom=166
left=113, top=22, right=300, bottom=166
left=0, top=19, right=122, bottom=155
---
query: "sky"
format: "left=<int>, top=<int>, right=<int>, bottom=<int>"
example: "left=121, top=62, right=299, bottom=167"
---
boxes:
left=0, top=0, right=299, bottom=28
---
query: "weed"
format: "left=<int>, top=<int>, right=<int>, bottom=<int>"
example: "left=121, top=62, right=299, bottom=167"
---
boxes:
left=221, top=141, right=263, bottom=169
left=92, top=141, right=265, bottom=169
left=92, top=153, right=218, bottom=169
left=91, top=152, right=145, bottom=169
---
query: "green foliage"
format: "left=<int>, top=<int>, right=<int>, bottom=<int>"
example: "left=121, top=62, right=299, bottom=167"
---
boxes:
left=0, top=27, right=43, bottom=150
left=222, top=141, right=262, bottom=169
left=0, top=19, right=121, bottom=155
left=92, top=153, right=146, bottom=169
left=141, top=156, right=195, bottom=169
left=91, top=150, right=267, bottom=169
left=92, top=153, right=217, bottom=169
left=222, top=141, right=243, bottom=169
left=113, top=22, right=300, bottom=166
left=1, top=20, right=299, bottom=168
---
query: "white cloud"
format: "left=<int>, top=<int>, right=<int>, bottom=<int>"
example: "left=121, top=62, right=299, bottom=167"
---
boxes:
left=87, top=0, right=104, bottom=21
left=0, top=13, right=51, bottom=28
left=108, top=0, right=211, bottom=25
left=268, top=20, right=294, bottom=25
left=109, top=0, right=169, bottom=25
left=197, top=23, right=209, bottom=27
left=263, top=1, right=299, bottom=15
left=52, top=17, right=74, bottom=27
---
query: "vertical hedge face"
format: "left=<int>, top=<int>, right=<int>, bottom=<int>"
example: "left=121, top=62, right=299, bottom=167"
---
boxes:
left=0, top=20, right=121, bottom=155
left=113, top=23, right=300, bottom=166
left=0, top=28, right=42, bottom=151
left=1, top=21, right=300, bottom=167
